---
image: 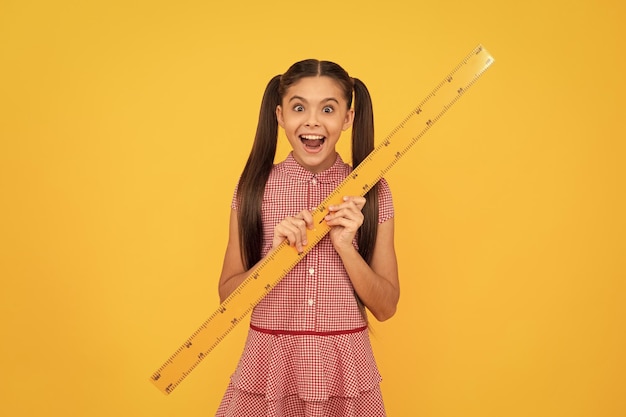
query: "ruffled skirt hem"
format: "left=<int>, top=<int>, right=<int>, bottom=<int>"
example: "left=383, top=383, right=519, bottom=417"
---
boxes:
left=215, top=384, right=387, bottom=417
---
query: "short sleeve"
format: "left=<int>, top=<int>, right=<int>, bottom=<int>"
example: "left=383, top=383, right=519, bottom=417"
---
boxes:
left=376, top=177, right=394, bottom=224
left=231, top=181, right=240, bottom=211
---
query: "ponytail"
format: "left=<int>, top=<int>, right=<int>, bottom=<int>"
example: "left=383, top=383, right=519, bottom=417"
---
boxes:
left=352, top=78, right=379, bottom=265
left=237, top=75, right=281, bottom=269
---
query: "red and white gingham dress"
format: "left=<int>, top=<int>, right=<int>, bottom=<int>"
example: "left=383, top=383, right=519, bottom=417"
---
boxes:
left=216, top=153, right=394, bottom=417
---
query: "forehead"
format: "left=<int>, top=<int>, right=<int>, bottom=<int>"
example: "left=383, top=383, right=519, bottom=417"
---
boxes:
left=283, top=76, right=347, bottom=103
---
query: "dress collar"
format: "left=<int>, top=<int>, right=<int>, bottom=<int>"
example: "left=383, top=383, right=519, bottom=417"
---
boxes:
left=280, top=152, right=350, bottom=184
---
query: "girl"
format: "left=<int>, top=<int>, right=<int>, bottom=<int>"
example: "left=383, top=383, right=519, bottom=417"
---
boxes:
left=216, top=59, right=400, bottom=417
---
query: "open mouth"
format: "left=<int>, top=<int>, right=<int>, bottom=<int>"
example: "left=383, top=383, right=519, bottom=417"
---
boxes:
left=300, top=134, right=326, bottom=149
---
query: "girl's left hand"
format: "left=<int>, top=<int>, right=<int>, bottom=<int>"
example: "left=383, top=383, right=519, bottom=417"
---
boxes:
left=324, top=196, right=366, bottom=251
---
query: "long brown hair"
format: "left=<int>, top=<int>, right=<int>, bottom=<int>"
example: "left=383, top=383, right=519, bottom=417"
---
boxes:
left=237, top=60, right=379, bottom=269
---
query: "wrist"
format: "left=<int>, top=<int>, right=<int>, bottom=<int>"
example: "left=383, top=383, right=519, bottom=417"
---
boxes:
left=334, top=242, right=358, bottom=258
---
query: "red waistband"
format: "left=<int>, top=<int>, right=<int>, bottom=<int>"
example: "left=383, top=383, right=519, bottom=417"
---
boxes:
left=250, top=323, right=368, bottom=336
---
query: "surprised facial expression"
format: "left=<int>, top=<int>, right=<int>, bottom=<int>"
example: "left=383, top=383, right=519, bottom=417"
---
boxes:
left=276, top=76, right=354, bottom=174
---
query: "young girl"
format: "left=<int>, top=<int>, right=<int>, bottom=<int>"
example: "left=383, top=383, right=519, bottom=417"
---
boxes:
left=216, top=59, right=400, bottom=417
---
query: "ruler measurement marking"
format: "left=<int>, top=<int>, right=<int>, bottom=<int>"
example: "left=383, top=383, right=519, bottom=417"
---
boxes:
left=150, top=45, right=494, bottom=394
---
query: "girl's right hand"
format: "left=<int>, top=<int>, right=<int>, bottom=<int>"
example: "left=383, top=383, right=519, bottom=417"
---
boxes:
left=272, top=210, right=314, bottom=253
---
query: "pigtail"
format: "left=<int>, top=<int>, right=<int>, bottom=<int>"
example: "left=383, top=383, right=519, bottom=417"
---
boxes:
left=237, top=74, right=281, bottom=269
left=352, top=78, right=379, bottom=265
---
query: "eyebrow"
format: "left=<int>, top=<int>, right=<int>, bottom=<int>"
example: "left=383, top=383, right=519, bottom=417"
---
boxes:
left=288, top=95, right=340, bottom=104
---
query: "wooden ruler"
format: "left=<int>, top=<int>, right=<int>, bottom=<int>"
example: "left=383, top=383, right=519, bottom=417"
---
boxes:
left=150, top=44, right=495, bottom=395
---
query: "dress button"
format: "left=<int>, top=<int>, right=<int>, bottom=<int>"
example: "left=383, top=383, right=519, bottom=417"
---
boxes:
left=311, top=178, right=317, bottom=185
left=308, top=268, right=315, bottom=275
left=307, top=299, right=315, bottom=306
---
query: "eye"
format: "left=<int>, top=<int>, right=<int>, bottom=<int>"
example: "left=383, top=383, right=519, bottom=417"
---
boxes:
left=293, top=104, right=305, bottom=112
left=322, top=106, right=334, bottom=113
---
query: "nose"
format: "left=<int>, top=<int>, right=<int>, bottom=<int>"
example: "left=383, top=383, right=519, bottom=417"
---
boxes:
left=305, top=112, right=320, bottom=127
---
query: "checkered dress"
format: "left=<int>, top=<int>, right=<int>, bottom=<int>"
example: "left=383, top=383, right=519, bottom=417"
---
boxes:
left=216, top=153, right=394, bottom=417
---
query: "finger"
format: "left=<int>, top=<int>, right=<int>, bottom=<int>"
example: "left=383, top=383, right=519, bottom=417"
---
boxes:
left=275, top=225, right=301, bottom=251
left=324, top=208, right=364, bottom=227
left=328, top=196, right=366, bottom=212
left=290, top=215, right=310, bottom=246
left=278, top=217, right=308, bottom=252
left=325, top=215, right=358, bottom=229
left=296, top=210, right=315, bottom=230
left=327, top=204, right=362, bottom=222
left=343, top=196, right=366, bottom=210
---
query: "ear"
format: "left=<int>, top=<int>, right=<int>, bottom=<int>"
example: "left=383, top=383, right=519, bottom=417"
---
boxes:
left=342, top=108, right=355, bottom=131
left=276, top=105, right=285, bottom=128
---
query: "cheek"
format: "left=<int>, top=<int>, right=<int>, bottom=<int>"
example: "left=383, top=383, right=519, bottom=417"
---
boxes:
left=284, top=121, right=300, bottom=134
left=282, top=114, right=302, bottom=129
left=334, top=118, right=349, bottom=133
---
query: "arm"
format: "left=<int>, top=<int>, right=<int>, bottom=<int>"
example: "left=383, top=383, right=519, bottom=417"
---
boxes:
left=217, top=209, right=248, bottom=303
left=325, top=197, right=400, bottom=322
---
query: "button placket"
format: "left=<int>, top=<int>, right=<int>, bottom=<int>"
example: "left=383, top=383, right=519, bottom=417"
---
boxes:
left=306, top=267, right=316, bottom=307
left=304, top=256, right=318, bottom=330
left=304, top=174, right=321, bottom=330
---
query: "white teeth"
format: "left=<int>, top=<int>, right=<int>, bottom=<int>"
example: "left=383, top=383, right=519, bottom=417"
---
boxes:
left=300, top=135, right=325, bottom=140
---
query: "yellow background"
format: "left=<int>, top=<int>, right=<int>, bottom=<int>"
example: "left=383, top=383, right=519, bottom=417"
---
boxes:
left=1, top=0, right=624, bottom=416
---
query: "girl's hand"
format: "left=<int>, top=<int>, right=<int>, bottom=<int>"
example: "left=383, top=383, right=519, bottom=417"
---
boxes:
left=325, top=196, right=366, bottom=251
left=272, top=209, right=314, bottom=253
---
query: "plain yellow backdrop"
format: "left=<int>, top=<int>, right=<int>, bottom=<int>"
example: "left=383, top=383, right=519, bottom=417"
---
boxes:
left=1, top=0, right=624, bottom=416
